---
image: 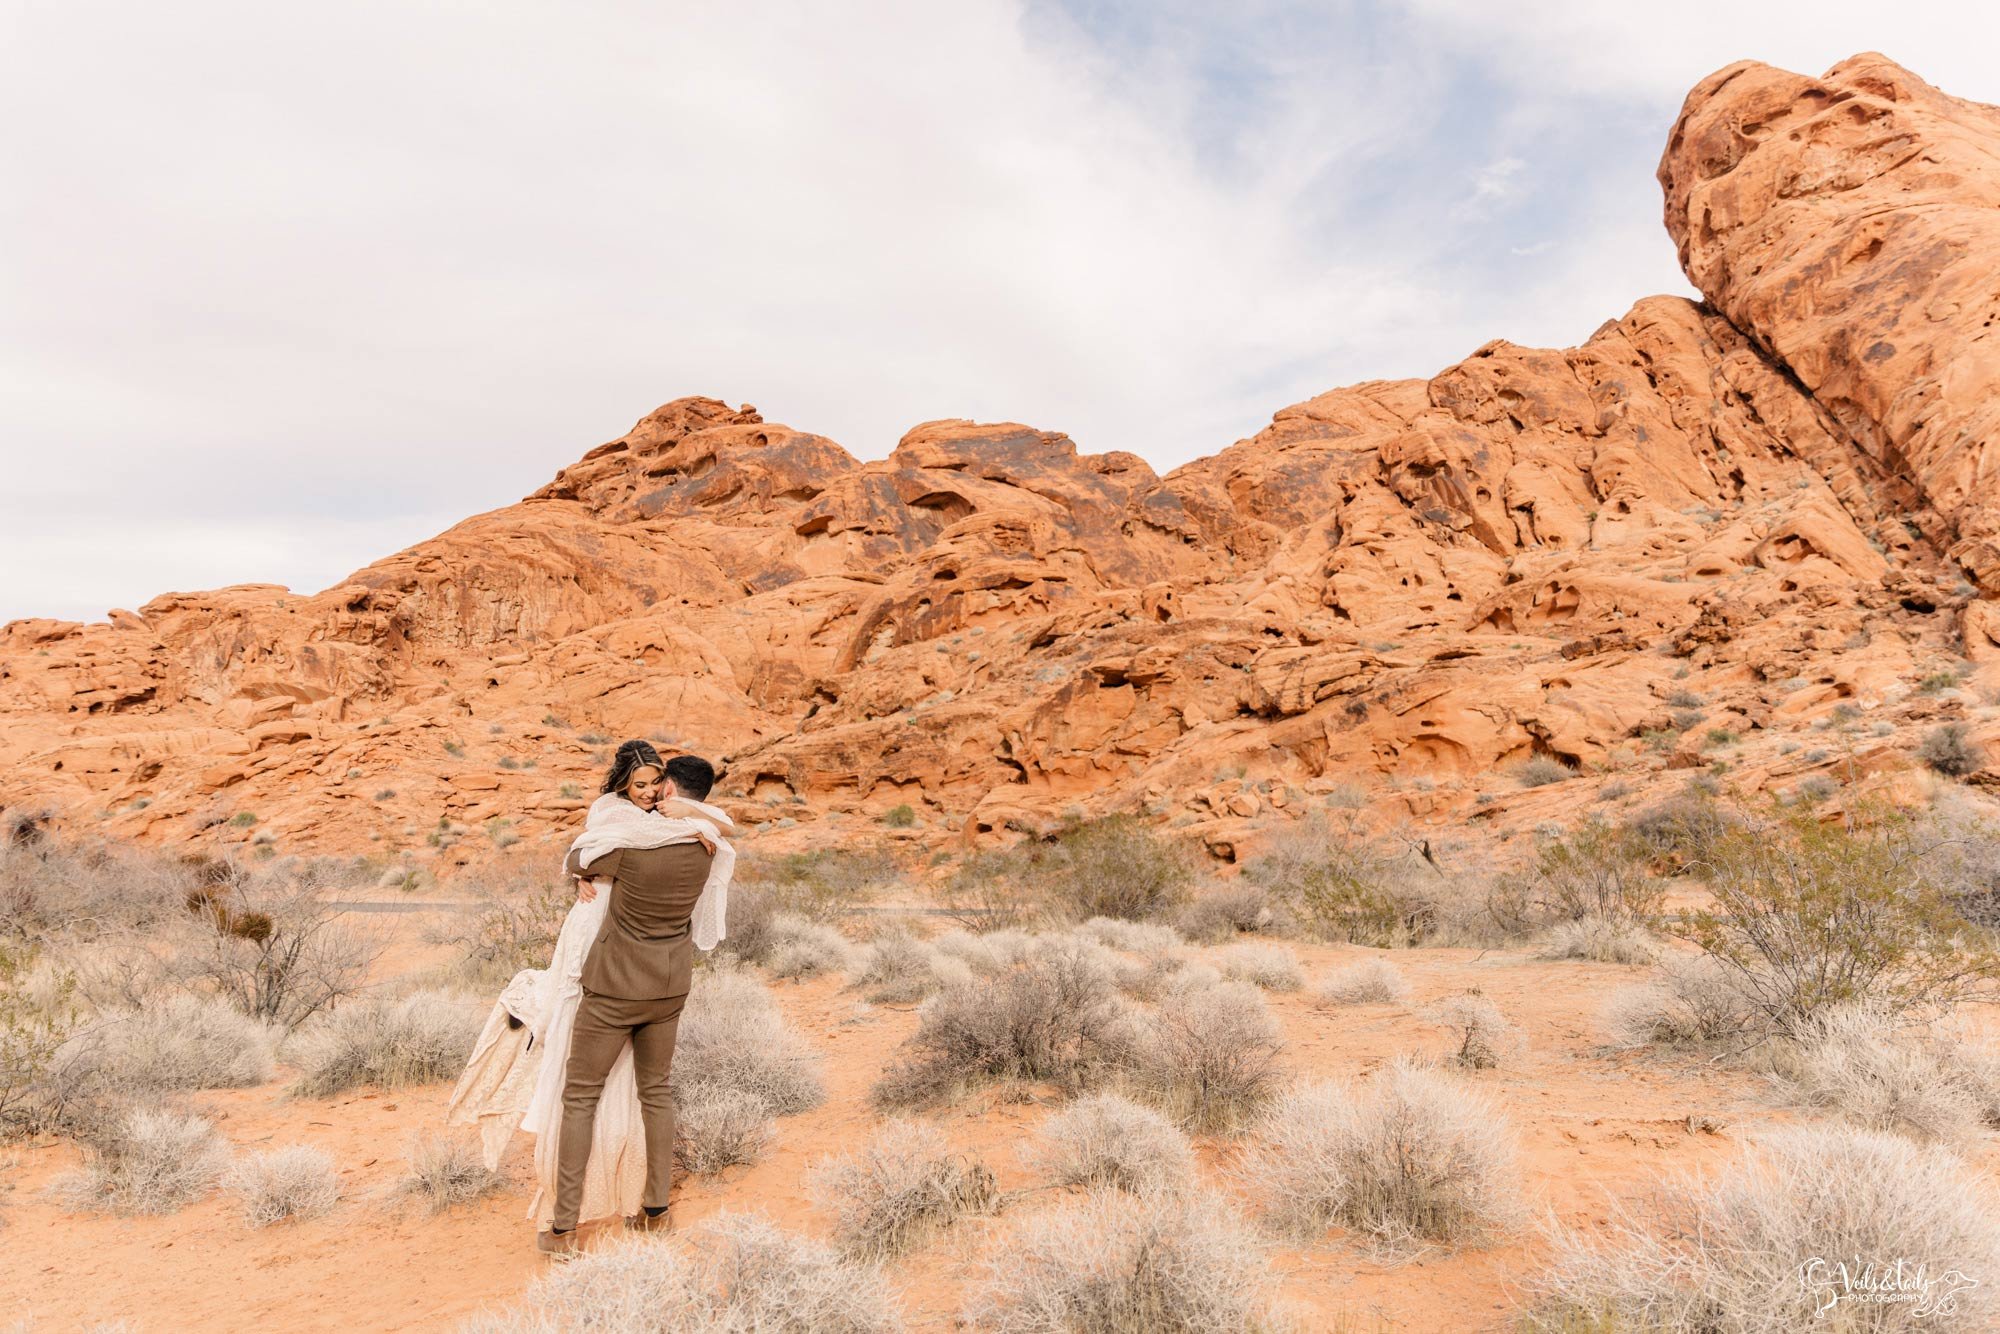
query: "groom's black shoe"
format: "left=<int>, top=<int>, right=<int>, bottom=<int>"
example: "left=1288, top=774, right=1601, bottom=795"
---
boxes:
left=625, top=1207, right=672, bottom=1234
left=537, top=1228, right=577, bottom=1256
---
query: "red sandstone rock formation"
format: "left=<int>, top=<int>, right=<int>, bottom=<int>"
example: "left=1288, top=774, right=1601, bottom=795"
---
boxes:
left=4, top=52, right=1996, bottom=871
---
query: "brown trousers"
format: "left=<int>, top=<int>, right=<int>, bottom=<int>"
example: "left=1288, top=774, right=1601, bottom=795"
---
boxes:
left=552, top=989, right=686, bottom=1231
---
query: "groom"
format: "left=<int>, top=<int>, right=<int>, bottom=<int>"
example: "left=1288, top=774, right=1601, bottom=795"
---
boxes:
left=539, top=754, right=719, bottom=1255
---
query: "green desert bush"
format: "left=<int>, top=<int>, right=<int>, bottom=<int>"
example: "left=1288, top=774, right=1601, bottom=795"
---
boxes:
left=964, top=1189, right=1287, bottom=1334
left=286, top=990, right=485, bottom=1097
left=1674, top=806, right=2000, bottom=1031
left=1241, top=816, right=1435, bottom=947
left=951, top=817, right=1195, bottom=926
left=1239, top=1060, right=1523, bottom=1249
left=460, top=1214, right=903, bottom=1334
left=807, top=1119, right=999, bottom=1259
left=1525, top=1125, right=2000, bottom=1332
left=737, top=848, right=899, bottom=921
left=1022, top=1092, right=1195, bottom=1196
left=224, top=1144, right=339, bottom=1227
left=1490, top=818, right=1664, bottom=937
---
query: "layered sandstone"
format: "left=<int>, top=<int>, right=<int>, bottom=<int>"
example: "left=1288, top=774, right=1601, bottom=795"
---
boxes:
left=4, top=53, right=1997, bottom=871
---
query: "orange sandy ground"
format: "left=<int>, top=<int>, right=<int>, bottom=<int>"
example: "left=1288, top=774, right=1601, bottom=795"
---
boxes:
left=4, top=919, right=1995, bottom=1333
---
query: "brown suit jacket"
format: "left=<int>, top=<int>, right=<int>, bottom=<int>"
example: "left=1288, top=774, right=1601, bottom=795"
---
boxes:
left=562, top=842, right=713, bottom=1000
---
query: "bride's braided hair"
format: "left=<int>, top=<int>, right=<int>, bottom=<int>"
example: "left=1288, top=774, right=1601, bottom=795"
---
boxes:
left=601, top=739, right=665, bottom=797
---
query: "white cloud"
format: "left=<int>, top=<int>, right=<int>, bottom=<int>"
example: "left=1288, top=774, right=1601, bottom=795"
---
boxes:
left=1459, top=155, right=1527, bottom=217
left=3, top=1, right=1991, bottom=621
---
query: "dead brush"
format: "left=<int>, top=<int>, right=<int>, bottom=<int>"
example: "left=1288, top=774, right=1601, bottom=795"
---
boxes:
left=402, top=1131, right=500, bottom=1212
left=807, top=1119, right=1000, bottom=1259
left=1422, top=991, right=1521, bottom=1070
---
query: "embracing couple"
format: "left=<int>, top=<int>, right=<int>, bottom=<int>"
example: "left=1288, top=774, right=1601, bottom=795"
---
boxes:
left=447, top=739, right=737, bottom=1256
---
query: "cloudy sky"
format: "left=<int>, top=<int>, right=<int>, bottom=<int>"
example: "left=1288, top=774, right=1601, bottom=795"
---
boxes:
left=6, top=1, right=1997, bottom=622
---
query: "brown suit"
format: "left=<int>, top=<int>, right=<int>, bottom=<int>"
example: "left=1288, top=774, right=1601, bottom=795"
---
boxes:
left=552, top=840, right=712, bottom=1231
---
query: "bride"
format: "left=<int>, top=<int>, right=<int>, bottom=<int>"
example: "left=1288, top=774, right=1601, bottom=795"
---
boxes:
left=447, top=739, right=736, bottom=1231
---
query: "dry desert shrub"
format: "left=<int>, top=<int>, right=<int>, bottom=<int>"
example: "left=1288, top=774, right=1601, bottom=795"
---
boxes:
left=1124, top=978, right=1282, bottom=1134
left=1602, top=953, right=1755, bottom=1048
left=177, top=873, right=379, bottom=1030
left=764, top=915, right=854, bottom=981
left=853, top=928, right=973, bottom=1003
left=1036, top=930, right=1161, bottom=998
left=1240, top=1060, right=1522, bottom=1249
left=1023, top=1091, right=1194, bottom=1196
left=930, top=927, right=1038, bottom=975
left=1313, top=958, right=1411, bottom=1007
left=1423, top=991, right=1522, bottom=1070
left=738, top=848, right=898, bottom=922
left=676, top=1087, right=777, bottom=1175
left=1214, top=942, right=1304, bottom=992
left=1040, top=816, right=1198, bottom=923
left=964, top=1188, right=1289, bottom=1334
left=1535, top=915, right=1660, bottom=965
left=424, top=856, right=572, bottom=988
left=224, top=1144, right=339, bottom=1227
left=31, top=934, right=185, bottom=1012
left=286, top=989, right=486, bottom=1097
left=1918, top=721, right=1982, bottom=777
left=1514, top=756, right=1575, bottom=788
left=1175, top=882, right=1282, bottom=945
left=1525, top=1124, right=2000, bottom=1333
left=807, top=1119, right=999, bottom=1259
left=1080, top=917, right=1183, bottom=955
left=0, top=835, right=195, bottom=939
left=52, top=1109, right=229, bottom=1215
left=459, top=1212, right=903, bottom=1334
left=872, top=941, right=1131, bottom=1110
left=1765, top=1003, right=2000, bottom=1144
left=64, top=993, right=277, bottom=1093
left=403, top=1130, right=500, bottom=1211
left=670, top=964, right=824, bottom=1115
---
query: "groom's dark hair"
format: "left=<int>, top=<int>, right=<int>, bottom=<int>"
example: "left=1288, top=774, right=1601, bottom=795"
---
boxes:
left=665, top=755, right=716, bottom=801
